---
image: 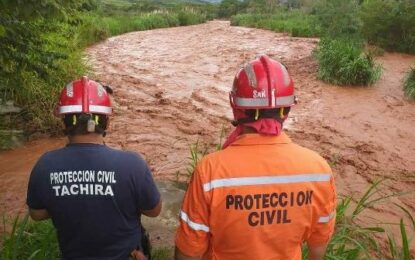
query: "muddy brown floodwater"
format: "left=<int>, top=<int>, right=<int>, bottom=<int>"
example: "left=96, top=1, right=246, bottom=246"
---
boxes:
left=1, top=21, right=414, bottom=252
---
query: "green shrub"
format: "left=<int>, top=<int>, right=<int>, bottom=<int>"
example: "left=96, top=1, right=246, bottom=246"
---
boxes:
left=315, top=38, right=382, bottom=86
left=403, top=67, right=415, bottom=100
left=77, top=15, right=110, bottom=47
left=360, top=0, right=415, bottom=54
left=1, top=215, right=60, bottom=259
left=93, top=12, right=205, bottom=38
left=313, top=0, right=362, bottom=39
left=177, top=11, right=206, bottom=26
left=231, top=12, right=321, bottom=38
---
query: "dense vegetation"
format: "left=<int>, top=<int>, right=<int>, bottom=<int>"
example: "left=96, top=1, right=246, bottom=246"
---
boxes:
left=0, top=0, right=210, bottom=147
left=226, top=0, right=415, bottom=87
left=315, top=39, right=382, bottom=86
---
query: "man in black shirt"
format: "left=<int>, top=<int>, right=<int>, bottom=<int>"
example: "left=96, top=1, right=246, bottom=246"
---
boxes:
left=27, top=76, right=161, bottom=259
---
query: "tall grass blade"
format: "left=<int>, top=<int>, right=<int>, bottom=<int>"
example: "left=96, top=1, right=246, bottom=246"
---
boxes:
left=400, top=219, right=411, bottom=260
left=394, top=203, right=415, bottom=230
left=352, top=179, right=382, bottom=218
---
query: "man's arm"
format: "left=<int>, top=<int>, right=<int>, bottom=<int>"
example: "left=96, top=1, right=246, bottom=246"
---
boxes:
left=174, top=246, right=201, bottom=260
left=308, top=243, right=328, bottom=260
left=29, top=208, right=50, bottom=221
left=141, top=199, right=162, bottom=218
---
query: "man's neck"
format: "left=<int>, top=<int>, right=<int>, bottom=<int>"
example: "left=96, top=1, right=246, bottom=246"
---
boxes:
left=68, top=134, right=104, bottom=145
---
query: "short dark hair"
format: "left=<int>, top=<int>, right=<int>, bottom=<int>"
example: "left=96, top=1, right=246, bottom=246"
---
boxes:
left=63, top=114, right=108, bottom=136
left=244, top=107, right=290, bottom=120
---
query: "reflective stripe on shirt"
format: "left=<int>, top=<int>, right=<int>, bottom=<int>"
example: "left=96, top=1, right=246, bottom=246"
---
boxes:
left=318, top=211, right=336, bottom=223
left=203, top=173, right=331, bottom=192
left=180, top=210, right=210, bottom=232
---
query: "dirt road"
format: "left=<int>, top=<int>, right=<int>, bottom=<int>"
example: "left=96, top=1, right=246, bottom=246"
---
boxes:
left=1, top=21, right=414, bottom=248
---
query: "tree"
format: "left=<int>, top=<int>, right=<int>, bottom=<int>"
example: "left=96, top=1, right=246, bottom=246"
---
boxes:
left=218, top=0, right=241, bottom=17
left=0, top=1, right=85, bottom=97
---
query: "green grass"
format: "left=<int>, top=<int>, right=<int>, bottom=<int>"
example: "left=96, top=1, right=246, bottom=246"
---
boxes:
left=152, top=247, right=173, bottom=260
left=1, top=215, right=60, bottom=260
left=231, top=12, right=321, bottom=37
left=0, top=215, right=173, bottom=260
left=315, top=38, right=382, bottom=86
left=403, top=67, right=415, bottom=101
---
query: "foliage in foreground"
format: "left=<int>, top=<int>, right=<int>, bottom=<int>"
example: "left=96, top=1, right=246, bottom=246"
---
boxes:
left=319, top=180, right=414, bottom=259
left=403, top=67, right=415, bottom=101
left=0, top=215, right=172, bottom=260
left=315, top=39, right=382, bottom=86
left=1, top=181, right=413, bottom=259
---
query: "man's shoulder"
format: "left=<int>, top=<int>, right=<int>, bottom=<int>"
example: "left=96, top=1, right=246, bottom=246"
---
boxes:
left=288, top=142, right=331, bottom=171
left=290, top=142, right=326, bottom=160
left=105, top=147, right=147, bottom=164
left=40, top=145, right=145, bottom=164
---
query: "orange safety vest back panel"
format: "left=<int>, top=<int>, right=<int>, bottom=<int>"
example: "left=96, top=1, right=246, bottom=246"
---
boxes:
left=176, top=133, right=336, bottom=260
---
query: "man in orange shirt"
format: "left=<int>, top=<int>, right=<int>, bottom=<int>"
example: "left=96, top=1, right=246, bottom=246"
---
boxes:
left=175, top=55, right=336, bottom=260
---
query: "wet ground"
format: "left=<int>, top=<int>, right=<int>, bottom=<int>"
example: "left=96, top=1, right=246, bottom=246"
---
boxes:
left=1, top=21, right=414, bottom=251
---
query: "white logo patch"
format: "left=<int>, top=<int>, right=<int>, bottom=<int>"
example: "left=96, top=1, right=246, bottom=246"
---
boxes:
left=97, top=84, right=105, bottom=97
left=253, top=89, right=266, bottom=98
left=66, top=83, right=73, bottom=97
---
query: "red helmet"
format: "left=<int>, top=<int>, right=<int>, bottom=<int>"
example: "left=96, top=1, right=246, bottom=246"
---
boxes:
left=230, top=55, right=295, bottom=120
left=57, top=76, right=112, bottom=116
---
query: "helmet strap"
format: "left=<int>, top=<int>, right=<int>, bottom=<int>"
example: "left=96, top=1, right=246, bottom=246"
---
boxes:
left=72, top=115, right=77, bottom=125
left=233, top=108, right=288, bottom=126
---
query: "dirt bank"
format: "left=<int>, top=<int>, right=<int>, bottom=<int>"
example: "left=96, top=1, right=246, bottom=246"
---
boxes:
left=1, top=20, right=414, bottom=250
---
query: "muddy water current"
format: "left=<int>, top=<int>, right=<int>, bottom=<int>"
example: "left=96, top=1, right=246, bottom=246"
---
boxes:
left=1, top=21, right=414, bottom=251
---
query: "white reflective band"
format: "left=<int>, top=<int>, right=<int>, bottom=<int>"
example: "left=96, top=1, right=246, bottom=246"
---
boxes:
left=59, top=105, right=82, bottom=114
left=180, top=210, right=210, bottom=232
left=234, top=95, right=295, bottom=107
left=318, top=211, right=336, bottom=223
left=234, top=97, right=269, bottom=107
left=89, top=105, right=112, bottom=114
left=275, top=95, right=295, bottom=106
left=203, top=174, right=331, bottom=192
left=59, top=105, right=112, bottom=114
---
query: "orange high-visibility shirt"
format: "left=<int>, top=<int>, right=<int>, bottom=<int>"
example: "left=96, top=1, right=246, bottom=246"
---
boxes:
left=176, top=133, right=336, bottom=260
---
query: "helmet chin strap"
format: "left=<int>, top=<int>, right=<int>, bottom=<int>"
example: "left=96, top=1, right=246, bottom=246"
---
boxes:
left=232, top=108, right=286, bottom=126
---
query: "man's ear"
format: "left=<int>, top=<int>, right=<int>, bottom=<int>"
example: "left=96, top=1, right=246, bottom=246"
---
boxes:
left=105, top=116, right=111, bottom=129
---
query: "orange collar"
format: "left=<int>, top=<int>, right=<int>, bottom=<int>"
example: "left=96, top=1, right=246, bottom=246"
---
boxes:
left=230, top=132, right=292, bottom=146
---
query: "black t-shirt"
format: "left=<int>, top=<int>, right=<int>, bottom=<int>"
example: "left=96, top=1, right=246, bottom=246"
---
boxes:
left=26, top=143, right=160, bottom=260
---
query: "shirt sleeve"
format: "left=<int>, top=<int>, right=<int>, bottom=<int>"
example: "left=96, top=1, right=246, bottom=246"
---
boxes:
left=307, top=173, right=337, bottom=246
left=175, top=164, right=210, bottom=257
left=135, top=158, right=160, bottom=211
left=26, top=159, right=47, bottom=210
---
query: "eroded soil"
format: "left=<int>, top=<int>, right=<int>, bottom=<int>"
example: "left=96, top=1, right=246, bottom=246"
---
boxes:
left=1, top=21, right=414, bottom=251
